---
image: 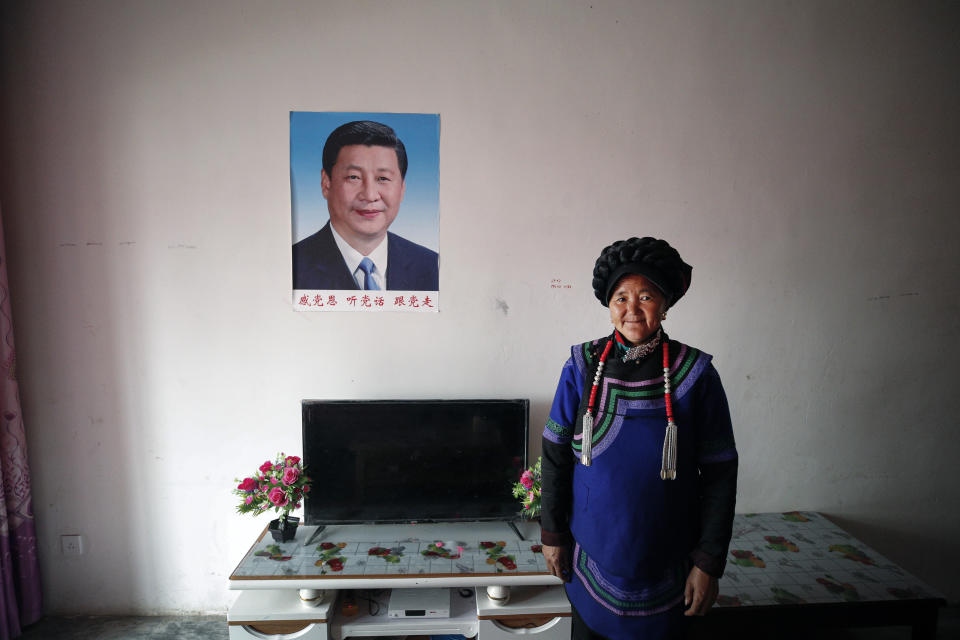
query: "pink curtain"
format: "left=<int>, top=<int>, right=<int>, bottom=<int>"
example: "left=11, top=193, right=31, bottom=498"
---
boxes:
left=0, top=208, right=42, bottom=638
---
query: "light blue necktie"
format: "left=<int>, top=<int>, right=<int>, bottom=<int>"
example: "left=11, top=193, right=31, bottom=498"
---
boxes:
left=358, top=257, right=380, bottom=291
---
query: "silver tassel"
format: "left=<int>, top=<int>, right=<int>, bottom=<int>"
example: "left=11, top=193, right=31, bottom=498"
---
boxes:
left=581, top=411, right=594, bottom=466
left=582, top=356, right=607, bottom=467
left=660, top=419, right=677, bottom=480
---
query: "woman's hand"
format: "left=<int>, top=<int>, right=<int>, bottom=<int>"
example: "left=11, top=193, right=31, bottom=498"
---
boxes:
left=683, top=565, right=718, bottom=616
left=542, top=544, right=571, bottom=582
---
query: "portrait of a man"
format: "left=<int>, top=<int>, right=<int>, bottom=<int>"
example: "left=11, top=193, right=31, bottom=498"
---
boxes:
left=291, top=117, right=439, bottom=292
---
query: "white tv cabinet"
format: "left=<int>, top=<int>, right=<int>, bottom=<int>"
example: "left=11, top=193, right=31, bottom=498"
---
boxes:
left=228, top=521, right=570, bottom=639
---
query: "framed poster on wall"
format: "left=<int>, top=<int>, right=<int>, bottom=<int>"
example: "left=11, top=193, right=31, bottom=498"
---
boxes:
left=291, top=112, right=440, bottom=312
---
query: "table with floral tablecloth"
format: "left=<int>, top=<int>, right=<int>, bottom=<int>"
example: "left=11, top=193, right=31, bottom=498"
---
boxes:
left=703, top=511, right=945, bottom=639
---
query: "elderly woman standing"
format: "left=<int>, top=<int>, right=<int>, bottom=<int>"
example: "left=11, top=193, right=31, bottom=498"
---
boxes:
left=540, top=237, right=738, bottom=640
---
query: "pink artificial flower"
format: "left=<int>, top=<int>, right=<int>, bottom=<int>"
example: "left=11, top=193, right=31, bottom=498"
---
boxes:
left=268, top=486, right=290, bottom=507
left=245, top=495, right=254, bottom=504
left=528, top=491, right=535, bottom=501
left=271, top=477, right=279, bottom=485
left=303, top=485, right=311, bottom=493
left=237, top=477, right=257, bottom=492
left=285, top=455, right=301, bottom=466
left=282, top=466, right=300, bottom=486
left=520, top=470, right=534, bottom=489
left=259, top=461, right=274, bottom=473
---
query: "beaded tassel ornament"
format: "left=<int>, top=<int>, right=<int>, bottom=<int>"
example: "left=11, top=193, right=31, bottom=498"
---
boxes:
left=582, top=335, right=678, bottom=479
left=660, top=341, right=678, bottom=480
left=581, top=339, right=613, bottom=466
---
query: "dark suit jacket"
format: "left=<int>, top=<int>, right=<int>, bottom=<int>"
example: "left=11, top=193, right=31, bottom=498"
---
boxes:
left=292, top=222, right=439, bottom=291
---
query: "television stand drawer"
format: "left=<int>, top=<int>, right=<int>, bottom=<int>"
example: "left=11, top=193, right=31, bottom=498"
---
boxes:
left=476, top=586, right=571, bottom=639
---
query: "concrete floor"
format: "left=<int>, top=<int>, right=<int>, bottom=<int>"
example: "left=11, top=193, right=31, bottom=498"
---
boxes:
left=16, top=607, right=960, bottom=639
left=17, top=616, right=228, bottom=640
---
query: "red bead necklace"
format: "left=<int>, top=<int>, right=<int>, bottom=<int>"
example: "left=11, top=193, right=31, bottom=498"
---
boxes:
left=661, top=340, right=677, bottom=480
left=580, top=333, right=678, bottom=480
left=580, top=339, right=613, bottom=466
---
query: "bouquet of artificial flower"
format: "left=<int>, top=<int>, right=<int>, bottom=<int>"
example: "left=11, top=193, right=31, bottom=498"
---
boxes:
left=511, top=457, right=542, bottom=518
left=234, top=453, right=311, bottom=530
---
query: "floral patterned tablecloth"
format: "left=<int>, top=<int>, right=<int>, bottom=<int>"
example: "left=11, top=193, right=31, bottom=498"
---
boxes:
left=717, top=511, right=943, bottom=608
left=231, top=511, right=944, bottom=611
left=231, top=534, right=549, bottom=579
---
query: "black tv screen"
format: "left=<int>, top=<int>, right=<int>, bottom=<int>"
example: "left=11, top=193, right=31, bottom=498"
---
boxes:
left=302, top=399, right=529, bottom=525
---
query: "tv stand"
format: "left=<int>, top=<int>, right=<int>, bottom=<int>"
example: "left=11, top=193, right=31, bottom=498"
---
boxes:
left=228, top=521, right=569, bottom=639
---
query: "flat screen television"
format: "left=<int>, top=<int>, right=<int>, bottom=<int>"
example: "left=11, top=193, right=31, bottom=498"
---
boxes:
left=302, top=399, right=529, bottom=525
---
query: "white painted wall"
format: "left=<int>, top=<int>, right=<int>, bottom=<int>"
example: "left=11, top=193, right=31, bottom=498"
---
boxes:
left=1, top=0, right=958, bottom=614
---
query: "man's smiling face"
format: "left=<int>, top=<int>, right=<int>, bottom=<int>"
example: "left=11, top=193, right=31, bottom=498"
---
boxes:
left=322, top=144, right=405, bottom=252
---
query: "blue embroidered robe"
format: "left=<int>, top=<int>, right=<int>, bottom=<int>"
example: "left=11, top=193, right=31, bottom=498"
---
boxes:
left=540, top=335, right=738, bottom=639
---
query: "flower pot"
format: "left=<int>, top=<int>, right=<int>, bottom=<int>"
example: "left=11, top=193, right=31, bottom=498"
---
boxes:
left=269, top=515, right=300, bottom=542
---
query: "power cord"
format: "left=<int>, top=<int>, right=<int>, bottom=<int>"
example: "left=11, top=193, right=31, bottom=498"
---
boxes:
left=359, top=589, right=387, bottom=616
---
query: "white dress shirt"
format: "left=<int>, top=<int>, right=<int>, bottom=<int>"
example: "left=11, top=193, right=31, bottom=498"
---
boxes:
left=329, top=224, right=388, bottom=290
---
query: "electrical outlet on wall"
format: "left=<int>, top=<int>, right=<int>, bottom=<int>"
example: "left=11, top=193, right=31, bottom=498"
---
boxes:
left=61, top=534, right=83, bottom=555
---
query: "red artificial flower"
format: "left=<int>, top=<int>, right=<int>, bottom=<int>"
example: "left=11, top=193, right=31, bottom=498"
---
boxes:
left=268, top=486, right=289, bottom=507
left=237, top=478, right=256, bottom=492
left=282, top=466, right=300, bottom=486
left=259, top=461, right=274, bottom=473
left=520, top=470, right=535, bottom=489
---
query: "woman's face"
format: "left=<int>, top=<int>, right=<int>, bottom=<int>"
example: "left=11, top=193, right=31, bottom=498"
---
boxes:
left=608, top=274, right=668, bottom=345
